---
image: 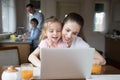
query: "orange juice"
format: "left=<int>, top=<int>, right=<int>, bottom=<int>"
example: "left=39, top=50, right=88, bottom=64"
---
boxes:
left=21, top=70, right=33, bottom=80
left=92, top=65, right=102, bottom=74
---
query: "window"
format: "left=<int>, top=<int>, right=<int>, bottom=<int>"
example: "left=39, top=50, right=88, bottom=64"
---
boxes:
left=2, top=0, right=16, bottom=33
left=93, top=3, right=106, bottom=33
left=94, top=3, right=105, bottom=32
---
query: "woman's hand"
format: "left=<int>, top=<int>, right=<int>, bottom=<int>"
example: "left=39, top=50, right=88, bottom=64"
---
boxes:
left=94, top=51, right=106, bottom=65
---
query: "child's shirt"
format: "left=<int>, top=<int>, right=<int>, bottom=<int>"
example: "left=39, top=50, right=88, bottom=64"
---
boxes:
left=39, top=39, right=66, bottom=48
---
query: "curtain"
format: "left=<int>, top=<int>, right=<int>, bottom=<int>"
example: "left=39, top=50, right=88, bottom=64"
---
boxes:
left=2, top=0, right=16, bottom=33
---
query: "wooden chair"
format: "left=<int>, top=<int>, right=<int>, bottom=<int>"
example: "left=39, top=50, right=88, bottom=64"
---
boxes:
left=0, top=46, right=20, bottom=66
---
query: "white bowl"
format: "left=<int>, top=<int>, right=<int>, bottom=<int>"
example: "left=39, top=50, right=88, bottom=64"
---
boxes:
left=2, top=70, right=20, bottom=80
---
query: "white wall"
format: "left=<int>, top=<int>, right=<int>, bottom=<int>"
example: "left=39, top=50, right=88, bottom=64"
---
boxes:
left=41, top=0, right=56, bottom=18
left=110, top=0, right=120, bottom=32
left=16, top=0, right=29, bottom=30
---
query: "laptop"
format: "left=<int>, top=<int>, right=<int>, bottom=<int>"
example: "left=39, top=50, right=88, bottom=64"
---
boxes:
left=40, top=48, right=95, bottom=79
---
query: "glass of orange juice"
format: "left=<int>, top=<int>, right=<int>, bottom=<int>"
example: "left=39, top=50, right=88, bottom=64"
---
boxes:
left=21, top=63, right=33, bottom=80
left=92, top=64, right=102, bottom=74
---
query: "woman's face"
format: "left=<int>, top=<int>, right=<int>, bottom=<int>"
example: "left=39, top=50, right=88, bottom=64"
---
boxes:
left=62, top=20, right=81, bottom=46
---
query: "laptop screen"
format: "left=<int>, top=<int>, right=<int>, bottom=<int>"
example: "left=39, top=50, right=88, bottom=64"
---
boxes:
left=40, top=48, right=95, bottom=79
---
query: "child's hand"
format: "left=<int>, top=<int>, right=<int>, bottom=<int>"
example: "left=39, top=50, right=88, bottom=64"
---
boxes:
left=22, top=34, right=27, bottom=41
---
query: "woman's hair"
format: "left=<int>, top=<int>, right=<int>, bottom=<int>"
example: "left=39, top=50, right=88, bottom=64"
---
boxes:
left=39, top=16, right=62, bottom=41
left=63, top=12, right=86, bottom=41
left=30, top=18, right=39, bottom=26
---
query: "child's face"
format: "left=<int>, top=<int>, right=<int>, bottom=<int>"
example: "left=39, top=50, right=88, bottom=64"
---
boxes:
left=30, top=21, right=37, bottom=28
left=45, top=22, right=62, bottom=43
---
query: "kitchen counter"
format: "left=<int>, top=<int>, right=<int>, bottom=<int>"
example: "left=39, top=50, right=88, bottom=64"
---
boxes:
left=0, top=39, right=32, bottom=44
left=0, top=39, right=32, bottom=64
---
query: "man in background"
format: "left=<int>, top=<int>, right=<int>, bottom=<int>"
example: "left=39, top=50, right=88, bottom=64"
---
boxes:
left=26, top=3, right=44, bottom=32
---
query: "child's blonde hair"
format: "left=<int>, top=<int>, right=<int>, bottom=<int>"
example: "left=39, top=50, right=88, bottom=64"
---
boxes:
left=39, top=16, right=62, bottom=41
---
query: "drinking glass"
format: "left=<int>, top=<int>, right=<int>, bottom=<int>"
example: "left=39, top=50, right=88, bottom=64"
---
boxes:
left=21, top=63, right=33, bottom=80
left=92, top=64, right=102, bottom=74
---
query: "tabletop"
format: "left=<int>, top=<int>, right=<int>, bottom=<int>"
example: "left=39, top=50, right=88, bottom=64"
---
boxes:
left=0, top=39, right=32, bottom=44
left=0, top=65, right=120, bottom=80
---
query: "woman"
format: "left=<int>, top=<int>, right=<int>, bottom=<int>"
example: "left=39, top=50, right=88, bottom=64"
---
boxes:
left=28, top=13, right=106, bottom=67
left=62, top=12, right=106, bottom=65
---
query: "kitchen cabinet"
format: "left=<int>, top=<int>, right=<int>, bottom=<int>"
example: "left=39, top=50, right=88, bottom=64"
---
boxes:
left=105, top=37, right=120, bottom=69
left=0, top=39, right=31, bottom=64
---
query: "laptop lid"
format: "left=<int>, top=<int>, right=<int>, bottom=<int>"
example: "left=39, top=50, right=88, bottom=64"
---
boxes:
left=40, top=48, right=95, bottom=79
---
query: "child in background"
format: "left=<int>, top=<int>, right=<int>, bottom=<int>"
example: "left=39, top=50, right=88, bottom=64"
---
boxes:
left=28, top=16, right=66, bottom=67
left=22, top=18, right=40, bottom=52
